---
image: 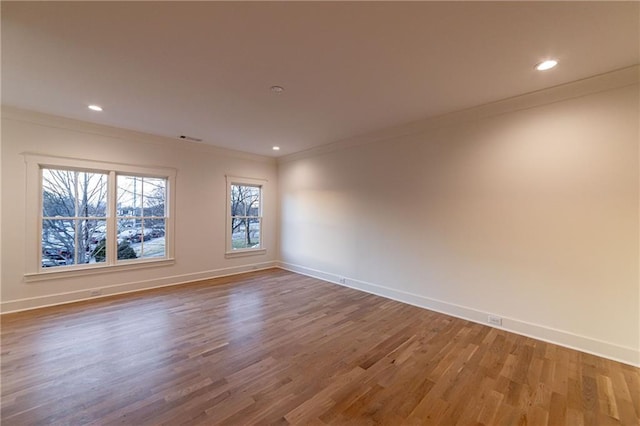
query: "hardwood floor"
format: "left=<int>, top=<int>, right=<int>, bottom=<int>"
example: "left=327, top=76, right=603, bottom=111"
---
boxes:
left=1, top=269, right=638, bottom=425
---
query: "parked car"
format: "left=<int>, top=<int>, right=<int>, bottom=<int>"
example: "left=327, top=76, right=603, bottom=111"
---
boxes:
left=118, top=228, right=139, bottom=240
left=42, top=258, right=58, bottom=268
left=42, top=254, right=67, bottom=267
left=89, top=232, right=106, bottom=244
left=130, top=228, right=154, bottom=243
left=43, top=247, right=70, bottom=257
left=130, top=233, right=146, bottom=243
left=150, top=228, right=165, bottom=238
left=43, top=248, right=59, bottom=257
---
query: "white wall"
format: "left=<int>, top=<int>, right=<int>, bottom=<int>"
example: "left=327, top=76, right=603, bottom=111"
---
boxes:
left=1, top=108, right=278, bottom=311
left=278, top=69, right=640, bottom=366
left=2, top=69, right=638, bottom=366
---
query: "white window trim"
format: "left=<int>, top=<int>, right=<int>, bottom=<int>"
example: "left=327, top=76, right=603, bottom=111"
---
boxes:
left=23, top=153, right=177, bottom=280
left=225, top=175, right=267, bottom=258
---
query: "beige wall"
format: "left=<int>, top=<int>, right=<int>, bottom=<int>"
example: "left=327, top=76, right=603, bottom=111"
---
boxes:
left=1, top=109, right=278, bottom=311
left=278, top=75, right=639, bottom=365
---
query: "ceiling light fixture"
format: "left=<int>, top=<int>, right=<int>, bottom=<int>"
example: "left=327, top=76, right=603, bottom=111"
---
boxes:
left=270, top=85, right=285, bottom=94
left=535, top=60, right=558, bottom=71
left=272, top=146, right=280, bottom=151
left=88, top=104, right=103, bottom=111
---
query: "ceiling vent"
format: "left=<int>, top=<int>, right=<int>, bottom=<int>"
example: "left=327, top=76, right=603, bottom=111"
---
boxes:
left=178, top=135, right=203, bottom=142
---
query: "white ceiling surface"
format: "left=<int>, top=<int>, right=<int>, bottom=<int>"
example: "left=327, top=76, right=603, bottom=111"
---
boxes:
left=2, top=2, right=639, bottom=157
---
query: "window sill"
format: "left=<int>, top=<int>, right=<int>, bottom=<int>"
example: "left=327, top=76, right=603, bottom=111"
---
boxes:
left=225, top=248, right=266, bottom=259
left=24, top=258, right=175, bottom=282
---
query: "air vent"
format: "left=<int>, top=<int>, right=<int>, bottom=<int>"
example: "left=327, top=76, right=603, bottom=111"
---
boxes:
left=178, top=135, right=203, bottom=142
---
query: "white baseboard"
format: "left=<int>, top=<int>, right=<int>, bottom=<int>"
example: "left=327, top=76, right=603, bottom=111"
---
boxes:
left=3, top=260, right=637, bottom=367
left=277, top=261, right=640, bottom=368
left=1, top=261, right=277, bottom=314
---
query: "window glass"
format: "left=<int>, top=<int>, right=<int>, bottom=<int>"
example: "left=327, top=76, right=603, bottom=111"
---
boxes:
left=117, top=175, right=167, bottom=260
left=41, top=169, right=107, bottom=268
left=229, top=183, right=262, bottom=251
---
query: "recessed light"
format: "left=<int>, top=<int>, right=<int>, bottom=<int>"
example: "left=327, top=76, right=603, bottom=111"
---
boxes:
left=270, top=86, right=284, bottom=94
left=535, top=60, right=558, bottom=71
left=88, top=105, right=103, bottom=111
left=272, top=146, right=280, bottom=151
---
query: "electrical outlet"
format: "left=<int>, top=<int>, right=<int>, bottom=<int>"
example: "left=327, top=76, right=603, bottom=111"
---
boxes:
left=338, top=277, right=346, bottom=284
left=487, top=315, right=502, bottom=326
left=89, top=289, right=102, bottom=297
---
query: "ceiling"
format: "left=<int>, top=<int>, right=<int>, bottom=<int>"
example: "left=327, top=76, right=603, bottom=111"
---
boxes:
left=2, top=2, right=638, bottom=157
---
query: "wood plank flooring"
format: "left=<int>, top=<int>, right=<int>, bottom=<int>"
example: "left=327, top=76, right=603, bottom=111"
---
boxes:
left=1, top=269, right=638, bottom=425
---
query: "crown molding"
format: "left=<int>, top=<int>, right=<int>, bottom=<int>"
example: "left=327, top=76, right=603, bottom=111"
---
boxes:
left=1, top=106, right=277, bottom=164
left=278, top=65, right=640, bottom=164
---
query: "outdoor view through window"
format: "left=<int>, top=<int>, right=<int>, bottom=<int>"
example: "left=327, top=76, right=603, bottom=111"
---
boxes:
left=41, top=168, right=167, bottom=268
left=116, top=175, right=167, bottom=260
left=230, top=184, right=261, bottom=250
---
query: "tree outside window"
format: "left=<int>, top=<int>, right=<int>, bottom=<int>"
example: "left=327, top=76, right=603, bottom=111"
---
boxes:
left=116, top=175, right=167, bottom=259
left=41, top=168, right=109, bottom=267
left=230, top=183, right=262, bottom=250
left=40, top=167, right=168, bottom=269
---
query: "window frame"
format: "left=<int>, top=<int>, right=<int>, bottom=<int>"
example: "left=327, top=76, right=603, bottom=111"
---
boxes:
left=41, top=168, right=109, bottom=267
left=225, top=175, right=266, bottom=258
left=24, top=153, right=176, bottom=281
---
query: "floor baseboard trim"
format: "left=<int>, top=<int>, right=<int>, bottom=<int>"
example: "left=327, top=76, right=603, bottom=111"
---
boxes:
left=1, top=261, right=278, bottom=314
left=277, top=261, right=640, bottom=367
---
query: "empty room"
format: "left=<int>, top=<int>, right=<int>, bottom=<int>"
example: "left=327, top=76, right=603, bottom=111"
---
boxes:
left=1, top=2, right=639, bottom=425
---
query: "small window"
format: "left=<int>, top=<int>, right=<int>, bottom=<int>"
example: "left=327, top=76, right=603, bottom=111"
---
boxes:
left=226, top=176, right=266, bottom=256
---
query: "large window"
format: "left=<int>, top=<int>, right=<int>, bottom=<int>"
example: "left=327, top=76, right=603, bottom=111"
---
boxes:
left=226, top=176, right=265, bottom=256
left=116, top=175, right=167, bottom=260
left=41, top=169, right=108, bottom=267
left=25, top=154, right=175, bottom=279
